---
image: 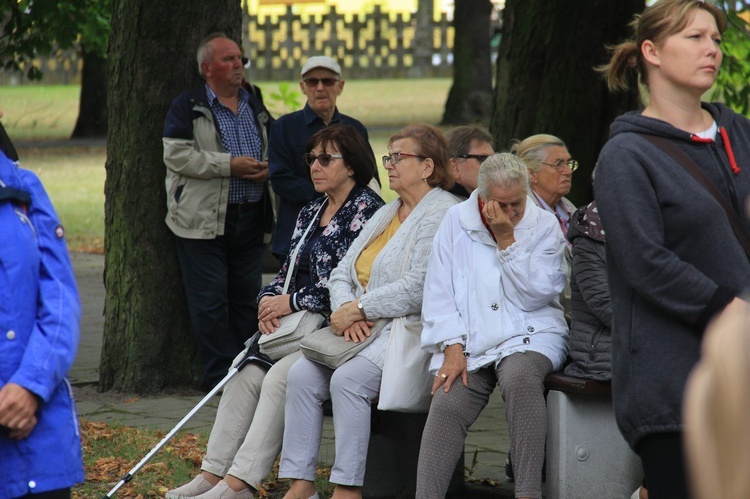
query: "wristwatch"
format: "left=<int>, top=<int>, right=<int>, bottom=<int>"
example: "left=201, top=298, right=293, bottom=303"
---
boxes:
left=357, top=300, right=367, bottom=319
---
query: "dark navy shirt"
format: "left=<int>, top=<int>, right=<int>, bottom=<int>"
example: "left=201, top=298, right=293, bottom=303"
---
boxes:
left=268, top=103, right=374, bottom=257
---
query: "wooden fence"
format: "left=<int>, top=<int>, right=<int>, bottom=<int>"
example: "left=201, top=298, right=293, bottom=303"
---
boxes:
left=243, top=5, right=454, bottom=80
left=0, top=5, right=454, bottom=85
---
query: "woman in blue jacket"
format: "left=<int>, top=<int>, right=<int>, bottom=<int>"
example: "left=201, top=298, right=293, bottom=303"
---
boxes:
left=0, top=140, right=84, bottom=498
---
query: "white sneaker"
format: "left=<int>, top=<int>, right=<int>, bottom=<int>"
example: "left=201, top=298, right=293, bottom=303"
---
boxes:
left=165, top=475, right=215, bottom=498
left=193, top=481, right=254, bottom=499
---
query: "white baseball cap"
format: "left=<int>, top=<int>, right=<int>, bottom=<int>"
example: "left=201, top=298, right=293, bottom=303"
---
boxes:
left=300, top=56, right=342, bottom=79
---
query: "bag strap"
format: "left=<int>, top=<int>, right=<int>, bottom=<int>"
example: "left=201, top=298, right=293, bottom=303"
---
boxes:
left=282, top=198, right=327, bottom=294
left=638, top=133, right=750, bottom=259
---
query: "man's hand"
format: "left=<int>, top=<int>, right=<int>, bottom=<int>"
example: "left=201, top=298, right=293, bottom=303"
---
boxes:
left=230, top=157, right=269, bottom=183
left=0, top=383, right=39, bottom=440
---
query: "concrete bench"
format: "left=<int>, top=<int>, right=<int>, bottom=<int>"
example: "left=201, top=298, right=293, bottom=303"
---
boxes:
left=544, top=372, right=642, bottom=499
left=362, top=409, right=464, bottom=498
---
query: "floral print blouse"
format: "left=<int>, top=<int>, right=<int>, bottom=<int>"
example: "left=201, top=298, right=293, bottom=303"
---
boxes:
left=258, top=184, right=384, bottom=317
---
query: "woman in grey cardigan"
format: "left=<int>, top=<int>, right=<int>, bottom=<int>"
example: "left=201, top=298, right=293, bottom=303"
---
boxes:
left=279, top=125, right=457, bottom=499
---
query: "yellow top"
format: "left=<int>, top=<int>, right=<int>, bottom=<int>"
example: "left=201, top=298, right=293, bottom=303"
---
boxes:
left=355, top=214, right=401, bottom=288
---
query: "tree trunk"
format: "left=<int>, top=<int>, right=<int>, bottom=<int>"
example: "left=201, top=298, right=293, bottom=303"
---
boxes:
left=100, top=0, right=243, bottom=392
left=412, top=0, right=434, bottom=77
left=71, top=47, right=108, bottom=139
left=441, top=0, right=493, bottom=125
left=491, top=0, right=643, bottom=205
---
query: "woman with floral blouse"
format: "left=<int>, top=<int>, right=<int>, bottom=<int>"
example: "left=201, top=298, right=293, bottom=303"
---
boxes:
left=166, top=125, right=383, bottom=499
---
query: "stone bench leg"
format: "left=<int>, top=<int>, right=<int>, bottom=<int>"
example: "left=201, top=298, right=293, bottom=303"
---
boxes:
left=546, top=391, right=642, bottom=499
left=363, top=410, right=464, bottom=498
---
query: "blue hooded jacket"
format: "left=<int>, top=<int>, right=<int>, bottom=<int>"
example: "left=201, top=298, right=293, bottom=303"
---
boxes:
left=0, top=150, right=84, bottom=497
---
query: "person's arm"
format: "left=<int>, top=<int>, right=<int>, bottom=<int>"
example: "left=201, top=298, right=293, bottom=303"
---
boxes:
left=8, top=171, right=80, bottom=399
left=328, top=203, right=393, bottom=311
left=421, top=208, right=468, bottom=352
left=268, top=118, right=316, bottom=204
left=595, top=140, right=735, bottom=327
left=572, top=238, right=612, bottom=327
left=162, top=93, right=232, bottom=180
left=493, top=211, right=567, bottom=311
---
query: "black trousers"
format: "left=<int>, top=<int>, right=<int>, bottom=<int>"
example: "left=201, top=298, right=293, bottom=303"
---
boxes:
left=175, top=202, right=265, bottom=388
left=636, top=432, right=690, bottom=499
left=18, top=488, right=70, bottom=499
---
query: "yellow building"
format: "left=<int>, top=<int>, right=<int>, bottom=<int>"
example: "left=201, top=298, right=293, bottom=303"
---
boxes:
left=244, top=0, right=454, bottom=19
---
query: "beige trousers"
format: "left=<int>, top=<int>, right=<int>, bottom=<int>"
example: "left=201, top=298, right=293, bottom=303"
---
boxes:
left=202, top=350, right=302, bottom=488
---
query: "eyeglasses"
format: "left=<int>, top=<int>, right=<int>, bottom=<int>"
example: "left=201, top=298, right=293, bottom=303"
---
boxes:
left=541, top=159, right=579, bottom=172
left=304, top=153, right=343, bottom=167
left=381, top=152, right=426, bottom=167
left=303, top=77, right=340, bottom=88
left=457, top=154, right=490, bottom=163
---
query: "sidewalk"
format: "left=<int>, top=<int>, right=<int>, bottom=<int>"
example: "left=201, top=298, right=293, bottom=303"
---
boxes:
left=69, top=252, right=519, bottom=497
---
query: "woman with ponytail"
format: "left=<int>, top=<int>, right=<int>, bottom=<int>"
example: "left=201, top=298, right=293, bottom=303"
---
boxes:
left=594, top=1, right=750, bottom=497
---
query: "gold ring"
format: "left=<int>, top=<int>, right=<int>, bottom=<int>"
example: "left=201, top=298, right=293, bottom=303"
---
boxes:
left=439, top=373, right=447, bottom=379
left=487, top=216, right=495, bottom=220
left=266, top=307, right=271, bottom=312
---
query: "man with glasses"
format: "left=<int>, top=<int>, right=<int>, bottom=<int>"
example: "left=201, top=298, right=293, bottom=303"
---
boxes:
left=268, top=55, right=376, bottom=261
left=445, top=125, right=495, bottom=199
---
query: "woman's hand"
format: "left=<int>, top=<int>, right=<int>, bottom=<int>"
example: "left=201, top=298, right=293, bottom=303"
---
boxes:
left=258, top=294, right=293, bottom=333
left=482, top=200, right=516, bottom=249
left=342, top=320, right=376, bottom=343
left=431, top=344, right=469, bottom=395
left=330, top=301, right=364, bottom=336
left=0, top=383, right=39, bottom=440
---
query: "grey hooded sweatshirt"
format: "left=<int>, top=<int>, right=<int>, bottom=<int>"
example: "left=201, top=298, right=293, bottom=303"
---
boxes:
left=594, top=102, right=750, bottom=448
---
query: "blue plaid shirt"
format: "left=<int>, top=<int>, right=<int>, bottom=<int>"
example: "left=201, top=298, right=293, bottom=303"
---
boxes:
left=206, top=84, right=264, bottom=203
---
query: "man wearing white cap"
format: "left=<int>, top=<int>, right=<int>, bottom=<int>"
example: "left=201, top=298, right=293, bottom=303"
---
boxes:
left=268, top=55, right=376, bottom=261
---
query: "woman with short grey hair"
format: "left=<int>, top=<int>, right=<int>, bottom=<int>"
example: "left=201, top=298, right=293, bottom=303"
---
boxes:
left=417, top=153, right=569, bottom=499
left=477, top=152, right=530, bottom=200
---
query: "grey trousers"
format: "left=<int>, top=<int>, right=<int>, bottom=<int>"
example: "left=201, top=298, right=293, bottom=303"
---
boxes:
left=202, top=350, right=302, bottom=488
left=279, top=355, right=381, bottom=486
left=416, top=351, right=553, bottom=499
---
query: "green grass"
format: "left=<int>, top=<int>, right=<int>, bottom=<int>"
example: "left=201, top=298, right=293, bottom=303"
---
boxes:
left=75, top=419, right=333, bottom=498
left=3, top=79, right=451, bottom=250
left=0, top=84, right=81, bottom=141
left=19, top=145, right=107, bottom=253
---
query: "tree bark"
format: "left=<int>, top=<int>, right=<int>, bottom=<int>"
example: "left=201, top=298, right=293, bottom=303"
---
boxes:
left=71, top=47, right=108, bottom=139
left=491, top=0, right=643, bottom=205
left=441, top=0, right=493, bottom=125
left=100, top=0, right=243, bottom=392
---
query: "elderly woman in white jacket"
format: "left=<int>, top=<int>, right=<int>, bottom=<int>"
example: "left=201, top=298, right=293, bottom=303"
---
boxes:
left=416, top=153, right=569, bottom=499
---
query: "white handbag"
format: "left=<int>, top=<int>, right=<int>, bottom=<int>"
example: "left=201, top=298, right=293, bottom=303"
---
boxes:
left=259, top=310, right=325, bottom=360
left=376, top=222, right=433, bottom=412
left=377, top=315, right=433, bottom=412
left=258, top=201, right=327, bottom=360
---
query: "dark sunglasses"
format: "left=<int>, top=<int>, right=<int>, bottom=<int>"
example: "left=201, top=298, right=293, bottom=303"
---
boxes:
left=304, top=153, right=344, bottom=167
left=303, top=77, right=340, bottom=88
left=457, top=154, right=490, bottom=163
